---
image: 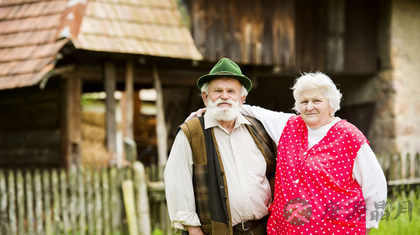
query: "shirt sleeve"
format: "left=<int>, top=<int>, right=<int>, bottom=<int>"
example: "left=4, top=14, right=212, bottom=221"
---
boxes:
left=241, top=104, right=294, bottom=143
left=352, top=143, right=388, bottom=229
left=164, top=130, right=201, bottom=230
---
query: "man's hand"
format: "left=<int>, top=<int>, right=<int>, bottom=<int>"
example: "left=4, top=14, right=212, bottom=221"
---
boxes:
left=187, top=226, right=205, bottom=235
left=366, top=228, right=371, bottom=234
left=184, top=108, right=207, bottom=122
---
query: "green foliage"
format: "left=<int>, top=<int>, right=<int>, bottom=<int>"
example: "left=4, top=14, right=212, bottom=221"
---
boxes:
left=370, top=191, right=420, bottom=235
left=152, top=228, right=164, bottom=235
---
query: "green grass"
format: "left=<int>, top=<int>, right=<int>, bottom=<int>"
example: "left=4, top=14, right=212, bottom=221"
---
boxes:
left=370, top=190, right=420, bottom=235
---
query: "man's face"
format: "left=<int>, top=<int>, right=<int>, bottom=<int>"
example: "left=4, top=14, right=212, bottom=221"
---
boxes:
left=203, top=78, right=244, bottom=106
left=202, top=78, right=245, bottom=121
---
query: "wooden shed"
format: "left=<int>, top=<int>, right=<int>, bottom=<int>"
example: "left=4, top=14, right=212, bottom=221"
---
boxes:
left=0, top=0, right=202, bottom=168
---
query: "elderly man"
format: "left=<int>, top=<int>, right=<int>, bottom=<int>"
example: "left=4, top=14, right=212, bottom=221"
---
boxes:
left=164, top=58, right=277, bottom=235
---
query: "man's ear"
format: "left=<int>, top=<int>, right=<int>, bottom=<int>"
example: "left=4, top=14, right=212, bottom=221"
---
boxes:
left=201, top=92, right=208, bottom=106
left=240, top=95, right=246, bottom=104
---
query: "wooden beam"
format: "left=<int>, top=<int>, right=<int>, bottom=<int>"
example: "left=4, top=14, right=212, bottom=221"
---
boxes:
left=153, top=65, right=167, bottom=179
left=60, top=76, right=82, bottom=169
left=104, top=61, right=117, bottom=156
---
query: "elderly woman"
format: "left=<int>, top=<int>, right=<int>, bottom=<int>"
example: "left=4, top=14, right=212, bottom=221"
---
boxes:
left=240, top=72, right=387, bottom=235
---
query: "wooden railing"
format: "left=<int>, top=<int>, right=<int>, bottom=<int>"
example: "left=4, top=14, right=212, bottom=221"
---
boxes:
left=0, top=162, right=168, bottom=235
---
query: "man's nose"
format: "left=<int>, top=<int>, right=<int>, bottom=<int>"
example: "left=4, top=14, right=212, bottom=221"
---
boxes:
left=220, top=91, right=229, bottom=99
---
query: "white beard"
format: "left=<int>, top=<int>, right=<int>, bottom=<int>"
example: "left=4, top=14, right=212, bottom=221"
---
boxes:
left=206, top=98, right=241, bottom=121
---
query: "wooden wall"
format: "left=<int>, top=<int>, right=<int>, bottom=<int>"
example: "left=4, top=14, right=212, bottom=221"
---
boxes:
left=0, top=81, right=61, bottom=167
left=187, top=0, right=378, bottom=74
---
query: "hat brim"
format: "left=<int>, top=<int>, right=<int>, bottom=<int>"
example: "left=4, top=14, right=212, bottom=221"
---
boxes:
left=197, top=74, right=252, bottom=92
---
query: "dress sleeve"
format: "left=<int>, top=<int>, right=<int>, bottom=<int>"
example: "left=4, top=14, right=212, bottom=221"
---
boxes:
left=164, top=131, right=201, bottom=230
left=352, top=143, right=388, bottom=229
left=241, top=104, right=294, bottom=143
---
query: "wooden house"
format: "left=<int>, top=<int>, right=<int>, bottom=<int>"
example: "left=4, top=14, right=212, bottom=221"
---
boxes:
left=0, top=0, right=202, bottom=168
left=1, top=0, right=419, bottom=169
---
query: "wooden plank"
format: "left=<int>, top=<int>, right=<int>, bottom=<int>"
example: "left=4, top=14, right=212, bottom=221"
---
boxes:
left=60, top=170, right=69, bottom=235
left=0, top=149, right=61, bottom=168
left=401, top=153, right=407, bottom=179
left=110, top=168, right=119, bottom=234
left=0, top=170, right=7, bottom=234
left=8, top=171, right=17, bottom=235
left=94, top=169, right=103, bottom=235
left=16, top=171, right=24, bottom=235
left=43, top=170, right=52, bottom=235
left=326, top=0, right=345, bottom=72
left=77, top=167, right=86, bottom=235
left=104, top=61, right=117, bottom=155
left=102, top=168, right=111, bottom=235
left=0, top=129, right=60, bottom=151
left=25, top=171, right=34, bottom=234
left=68, top=167, right=77, bottom=235
left=52, top=170, right=60, bottom=234
left=122, top=180, right=139, bottom=235
left=409, top=152, right=416, bottom=179
left=388, top=178, right=420, bottom=186
left=85, top=168, right=94, bottom=235
left=34, top=170, right=43, bottom=235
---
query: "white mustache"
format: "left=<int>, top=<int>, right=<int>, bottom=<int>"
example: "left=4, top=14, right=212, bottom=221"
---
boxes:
left=213, top=98, right=234, bottom=106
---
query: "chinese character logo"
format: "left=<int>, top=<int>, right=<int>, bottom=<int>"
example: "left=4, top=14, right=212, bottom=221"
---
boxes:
left=283, top=198, right=312, bottom=226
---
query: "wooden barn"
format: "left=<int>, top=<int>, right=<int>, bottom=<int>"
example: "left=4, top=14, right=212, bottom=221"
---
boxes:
left=1, top=0, right=419, bottom=169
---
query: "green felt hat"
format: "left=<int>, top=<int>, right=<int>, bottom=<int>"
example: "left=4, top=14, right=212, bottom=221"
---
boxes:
left=197, top=58, right=252, bottom=92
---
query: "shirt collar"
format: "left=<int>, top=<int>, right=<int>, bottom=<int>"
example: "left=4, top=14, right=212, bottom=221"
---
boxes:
left=204, top=111, right=251, bottom=130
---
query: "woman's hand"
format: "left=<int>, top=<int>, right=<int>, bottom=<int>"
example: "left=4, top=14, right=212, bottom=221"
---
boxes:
left=185, top=108, right=207, bottom=122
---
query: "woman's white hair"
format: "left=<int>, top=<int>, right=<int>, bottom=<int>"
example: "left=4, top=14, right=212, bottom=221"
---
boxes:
left=201, top=81, right=248, bottom=97
left=292, top=72, right=342, bottom=115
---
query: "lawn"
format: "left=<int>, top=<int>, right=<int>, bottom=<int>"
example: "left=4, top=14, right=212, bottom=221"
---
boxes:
left=370, top=189, right=420, bottom=235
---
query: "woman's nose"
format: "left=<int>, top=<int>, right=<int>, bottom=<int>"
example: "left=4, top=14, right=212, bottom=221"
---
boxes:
left=307, top=101, right=314, bottom=109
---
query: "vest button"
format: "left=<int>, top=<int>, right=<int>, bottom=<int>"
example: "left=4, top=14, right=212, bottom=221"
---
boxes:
left=220, top=172, right=224, bottom=176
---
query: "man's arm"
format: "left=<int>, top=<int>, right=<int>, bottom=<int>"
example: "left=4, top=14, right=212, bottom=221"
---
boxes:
left=353, top=143, right=388, bottom=231
left=164, top=131, right=201, bottom=230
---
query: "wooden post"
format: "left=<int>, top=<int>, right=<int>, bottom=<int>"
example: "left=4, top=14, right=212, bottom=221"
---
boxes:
left=122, top=180, right=139, bottom=235
left=61, top=76, right=82, bottom=169
left=133, top=162, right=151, bottom=235
left=104, top=61, right=118, bottom=159
left=123, top=59, right=134, bottom=140
left=153, top=65, right=167, bottom=180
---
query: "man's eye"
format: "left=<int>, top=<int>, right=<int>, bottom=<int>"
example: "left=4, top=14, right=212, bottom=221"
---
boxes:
left=301, top=101, right=308, bottom=104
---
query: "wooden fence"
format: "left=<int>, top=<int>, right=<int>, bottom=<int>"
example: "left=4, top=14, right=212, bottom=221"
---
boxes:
left=0, top=162, right=169, bottom=235
left=378, top=152, right=420, bottom=187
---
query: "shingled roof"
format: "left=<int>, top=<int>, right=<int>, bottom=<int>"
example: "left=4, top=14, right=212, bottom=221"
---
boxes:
left=0, top=0, right=202, bottom=90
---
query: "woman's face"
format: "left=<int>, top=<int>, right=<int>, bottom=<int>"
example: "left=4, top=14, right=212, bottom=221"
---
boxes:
left=297, top=89, right=334, bottom=129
